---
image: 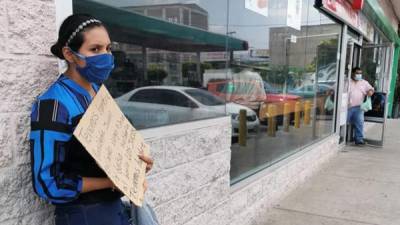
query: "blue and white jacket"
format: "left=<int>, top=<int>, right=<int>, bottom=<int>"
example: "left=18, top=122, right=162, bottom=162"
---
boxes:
left=30, top=74, right=121, bottom=204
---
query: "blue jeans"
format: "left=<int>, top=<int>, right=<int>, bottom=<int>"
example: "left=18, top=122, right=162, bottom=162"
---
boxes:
left=347, top=106, right=364, bottom=143
left=55, top=199, right=159, bottom=225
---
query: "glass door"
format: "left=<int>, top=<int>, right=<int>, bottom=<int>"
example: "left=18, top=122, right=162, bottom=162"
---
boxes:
left=359, top=43, right=392, bottom=146
left=338, top=40, right=354, bottom=143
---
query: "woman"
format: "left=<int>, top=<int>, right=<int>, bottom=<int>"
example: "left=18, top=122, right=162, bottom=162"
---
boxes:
left=29, top=14, right=154, bottom=225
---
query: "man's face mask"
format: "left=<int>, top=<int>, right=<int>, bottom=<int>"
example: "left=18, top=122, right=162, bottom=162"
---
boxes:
left=355, top=73, right=363, bottom=81
left=71, top=49, right=115, bottom=84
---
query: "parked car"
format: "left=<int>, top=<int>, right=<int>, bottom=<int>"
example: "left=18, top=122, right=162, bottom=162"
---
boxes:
left=207, top=79, right=266, bottom=110
left=207, top=80, right=301, bottom=121
left=115, top=86, right=259, bottom=136
left=288, top=84, right=333, bottom=98
left=288, top=83, right=335, bottom=114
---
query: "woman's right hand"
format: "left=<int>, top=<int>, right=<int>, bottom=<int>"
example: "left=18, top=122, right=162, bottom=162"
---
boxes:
left=139, top=154, right=154, bottom=173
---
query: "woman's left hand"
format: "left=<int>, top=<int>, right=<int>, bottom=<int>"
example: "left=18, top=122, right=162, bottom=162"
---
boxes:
left=139, top=154, right=154, bottom=173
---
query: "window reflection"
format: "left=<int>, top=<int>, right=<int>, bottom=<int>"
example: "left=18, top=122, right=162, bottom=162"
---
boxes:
left=226, top=0, right=341, bottom=182
left=74, top=0, right=341, bottom=183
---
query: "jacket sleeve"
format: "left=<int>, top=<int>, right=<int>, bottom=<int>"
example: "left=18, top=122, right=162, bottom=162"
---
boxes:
left=30, top=99, right=83, bottom=204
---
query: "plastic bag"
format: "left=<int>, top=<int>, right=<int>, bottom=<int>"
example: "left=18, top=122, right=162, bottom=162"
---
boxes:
left=324, top=96, right=334, bottom=111
left=130, top=201, right=160, bottom=225
left=360, top=96, right=372, bottom=112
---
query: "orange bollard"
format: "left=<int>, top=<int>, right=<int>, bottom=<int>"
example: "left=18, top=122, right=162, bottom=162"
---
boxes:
left=304, top=100, right=311, bottom=125
left=259, top=103, right=268, bottom=121
left=283, top=102, right=290, bottom=132
left=294, top=101, right=301, bottom=128
left=268, top=104, right=278, bottom=137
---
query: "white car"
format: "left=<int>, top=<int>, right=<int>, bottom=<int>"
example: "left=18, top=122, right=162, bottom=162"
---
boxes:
left=115, top=86, right=259, bottom=136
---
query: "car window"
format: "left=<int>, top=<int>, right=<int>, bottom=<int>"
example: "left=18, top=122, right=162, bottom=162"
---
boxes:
left=158, top=90, right=195, bottom=107
left=184, top=89, right=225, bottom=106
left=297, top=86, right=306, bottom=92
left=129, top=89, right=157, bottom=103
left=130, top=89, right=195, bottom=107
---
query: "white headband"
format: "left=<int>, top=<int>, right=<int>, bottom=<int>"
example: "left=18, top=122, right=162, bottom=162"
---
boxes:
left=65, top=19, right=102, bottom=46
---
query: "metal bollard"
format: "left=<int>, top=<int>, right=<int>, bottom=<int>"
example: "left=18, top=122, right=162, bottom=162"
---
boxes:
left=294, top=101, right=301, bottom=128
left=304, top=100, right=311, bottom=125
left=267, top=104, right=278, bottom=137
left=239, top=109, right=247, bottom=146
left=283, top=102, right=290, bottom=132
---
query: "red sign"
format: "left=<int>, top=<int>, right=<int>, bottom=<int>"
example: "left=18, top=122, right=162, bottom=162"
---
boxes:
left=352, top=0, right=364, bottom=10
left=323, top=0, right=358, bottom=27
left=321, top=0, right=373, bottom=41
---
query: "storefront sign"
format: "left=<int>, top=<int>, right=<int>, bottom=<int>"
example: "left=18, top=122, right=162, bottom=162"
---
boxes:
left=245, top=0, right=269, bottom=17
left=74, top=85, right=150, bottom=207
left=250, top=49, right=270, bottom=57
left=201, top=52, right=230, bottom=62
left=320, top=0, right=374, bottom=41
left=352, top=0, right=364, bottom=10
left=287, top=0, right=302, bottom=30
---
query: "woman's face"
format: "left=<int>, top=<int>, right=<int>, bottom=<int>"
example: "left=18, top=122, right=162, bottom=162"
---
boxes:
left=79, top=26, right=111, bottom=56
left=74, top=26, right=112, bottom=67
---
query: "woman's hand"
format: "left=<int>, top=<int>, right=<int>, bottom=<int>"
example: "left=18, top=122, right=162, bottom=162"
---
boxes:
left=139, top=154, right=154, bottom=173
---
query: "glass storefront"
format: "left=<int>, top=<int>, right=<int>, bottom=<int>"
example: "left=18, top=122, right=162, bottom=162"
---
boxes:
left=74, top=0, right=242, bottom=129
left=73, top=0, right=341, bottom=183
left=227, top=0, right=341, bottom=182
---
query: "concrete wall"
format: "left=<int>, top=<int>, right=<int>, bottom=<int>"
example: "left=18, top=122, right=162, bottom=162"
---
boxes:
left=143, top=118, right=339, bottom=225
left=0, top=0, right=59, bottom=224
left=143, top=117, right=340, bottom=225
left=142, top=118, right=232, bottom=225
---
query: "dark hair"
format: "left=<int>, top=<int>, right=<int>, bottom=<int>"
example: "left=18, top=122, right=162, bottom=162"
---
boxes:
left=352, top=67, right=362, bottom=74
left=50, top=14, right=104, bottom=59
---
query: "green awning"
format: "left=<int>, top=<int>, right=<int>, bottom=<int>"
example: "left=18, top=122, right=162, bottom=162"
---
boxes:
left=363, top=0, right=400, bottom=46
left=73, top=0, right=248, bottom=52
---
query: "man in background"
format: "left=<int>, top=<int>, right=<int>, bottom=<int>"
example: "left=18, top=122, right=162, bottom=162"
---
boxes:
left=348, top=67, right=374, bottom=145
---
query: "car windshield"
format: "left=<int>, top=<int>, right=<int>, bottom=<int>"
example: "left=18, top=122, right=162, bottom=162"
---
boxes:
left=184, top=89, right=225, bottom=106
left=221, top=82, right=262, bottom=95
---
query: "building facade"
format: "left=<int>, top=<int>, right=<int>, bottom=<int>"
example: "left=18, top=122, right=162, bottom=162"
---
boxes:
left=0, top=0, right=399, bottom=225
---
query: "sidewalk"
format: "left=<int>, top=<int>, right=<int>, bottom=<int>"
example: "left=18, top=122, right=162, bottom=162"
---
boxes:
left=262, top=119, right=400, bottom=225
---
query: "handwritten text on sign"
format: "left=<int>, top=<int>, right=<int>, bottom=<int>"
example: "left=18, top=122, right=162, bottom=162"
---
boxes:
left=73, top=85, right=149, bottom=206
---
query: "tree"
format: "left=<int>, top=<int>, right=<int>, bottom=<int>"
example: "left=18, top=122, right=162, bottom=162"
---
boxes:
left=147, top=64, right=168, bottom=84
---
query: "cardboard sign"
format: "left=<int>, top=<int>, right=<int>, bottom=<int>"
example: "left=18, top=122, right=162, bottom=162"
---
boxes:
left=73, top=85, right=150, bottom=206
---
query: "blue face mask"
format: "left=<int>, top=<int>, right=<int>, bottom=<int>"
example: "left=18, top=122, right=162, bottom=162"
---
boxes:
left=71, top=49, right=115, bottom=83
left=355, top=74, right=363, bottom=81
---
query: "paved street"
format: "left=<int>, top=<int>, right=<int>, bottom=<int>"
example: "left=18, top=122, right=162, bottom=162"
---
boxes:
left=262, top=119, right=400, bottom=225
